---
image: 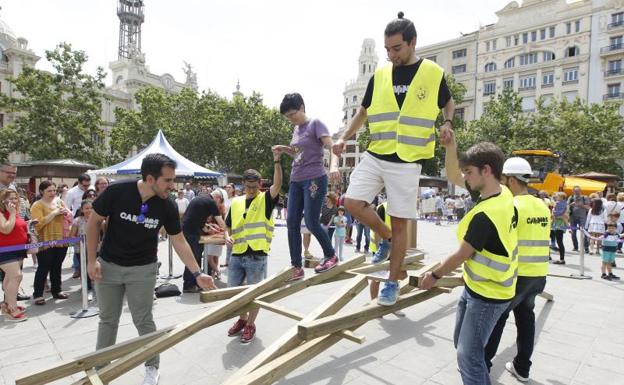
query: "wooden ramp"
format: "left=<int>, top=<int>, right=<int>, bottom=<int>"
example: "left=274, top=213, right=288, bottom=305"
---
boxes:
left=17, top=250, right=469, bottom=385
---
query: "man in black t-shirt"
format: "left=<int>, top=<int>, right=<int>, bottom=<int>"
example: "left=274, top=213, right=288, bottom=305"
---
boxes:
left=87, top=154, right=216, bottom=385
left=181, top=194, right=225, bottom=292
left=333, top=13, right=455, bottom=307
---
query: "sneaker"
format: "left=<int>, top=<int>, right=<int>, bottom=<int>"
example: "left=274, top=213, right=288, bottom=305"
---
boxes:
left=371, top=239, right=391, bottom=264
left=314, top=256, right=338, bottom=273
left=240, top=324, right=256, bottom=344
left=142, top=365, right=160, bottom=385
left=392, top=310, right=406, bottom=317
left=609, top=273, right=620, bottom=280
left=345, top=238, right=353, bottom=244
left=17, top=292, right=31, bottom=301
left=72, top=270, right=80, bottom=279
left=228, top=319, right=247, bottom=336
left=601, top=273, right=611, bottom=280
left=377, top=281, right=400, bottom=306
left=286, top=266, right=304, bottom=282
left=505, top=362, right=529, bottom=383
left=552, top=260, right=565, bottom=265
left=355, top=247, right=361, bottom=253
left=304, top=250, right=314, bottom=259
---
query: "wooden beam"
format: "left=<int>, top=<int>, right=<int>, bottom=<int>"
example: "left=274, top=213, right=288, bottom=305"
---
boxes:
left=346, top=253, right=423, bottom=275
left=200, top=286, right=248, bottom=303
left=298, top=288, right=449, bottom=341
left=538, top=291, right=554, bottom=302
left=85, top=370, right=103, bottom=385
left=408, top=275, right=464, bottom=288
left=71, top=267, right=294, bottom=385
left=222, top=275, right=369, bottom=385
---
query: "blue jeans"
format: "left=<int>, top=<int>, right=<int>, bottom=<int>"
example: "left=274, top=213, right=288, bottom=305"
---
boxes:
left=454, top=289, right=510, bottom=385
left=355, top=222, right=370, bottom=251
left=287, top=175, right=334, bottom=267
left=227, top=255, right=267, bottom=287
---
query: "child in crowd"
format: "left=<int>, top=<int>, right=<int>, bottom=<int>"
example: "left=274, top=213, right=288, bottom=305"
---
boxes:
left=551, top=192, right=568, bottom=264
left=333, top=207, right=347, bottom=261
left=585, top=198, right=606, bottom=254
left=600, top=222, right=621, bottom=280
left=69, top=199, right=93, bottom=292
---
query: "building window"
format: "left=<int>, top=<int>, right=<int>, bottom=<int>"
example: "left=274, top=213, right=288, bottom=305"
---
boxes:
left=452, top=48, right=467, bottom=59
left=575, top=19, right=581, bottom=33
left=549, top=26, right=555, bottom=38
left=346, top=157, right=356, bottom=167
left=522, top=32, right=528, bottom=44
left=520, top=76, right=536, bottom=90
left=610, top=36, right=623, bottom=49
left=543, top=51, right=555, bottom=61
left=566, top=22, right=572, bottom=34
left=486, top=41, right=490, bottom=52
left=455, top=108, right=465, bottom=120
left=542, top=73, right=554, bottom=87
left=346, top=144, right=356, bottom=153
left=608, top=84, right=621, bottom=98
left=351, top=108, right=356, bottom=117
left=503, top=78, right=514, bottom=90
left=506, top=36, right=511, bottom=47
left=452, top=64, right=466, bottom=74
left=484, top=62, right=497, bottom=72
left=362, top=64, right=366, bottom=75
left=492, top=39, right=497, bottom=50
left=565, top=46, right=579, bottom=57
left=563, top=67, right=579, bottom=83
left=514, top=35, right=519, bottom=45
left=608, top=59, right=622, bottom=75
left=519, top=53, right=538, bottom=65
left=352, top=95, right=357, bottom=103
left=531, top=31, right=537, bottom=41
left=426, top=55, right=437, bottom=62
left=612, top=12, right=624, bottom=27
left=483, top=82, right=496, bottom=96
left=504, top=57, right=515, bottom=68
left=540, top=28, right=546, bottom=40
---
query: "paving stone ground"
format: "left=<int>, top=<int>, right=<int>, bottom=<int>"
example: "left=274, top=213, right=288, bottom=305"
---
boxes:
left=1, top=218, right=624, bottom=385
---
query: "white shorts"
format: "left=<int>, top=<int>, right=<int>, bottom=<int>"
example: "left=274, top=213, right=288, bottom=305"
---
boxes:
left=345, top=152, right=422, bottom=219
left=204, top=244, right=224, bottom=257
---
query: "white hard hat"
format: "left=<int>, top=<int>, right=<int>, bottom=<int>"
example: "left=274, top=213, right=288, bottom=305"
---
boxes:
left=502, top=157, right=532, bottom=182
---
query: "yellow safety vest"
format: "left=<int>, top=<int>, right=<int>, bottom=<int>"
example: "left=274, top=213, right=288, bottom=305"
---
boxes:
left=370, top=202, right=391, bottom=253
left=230, top=193, right=274, bottom=254
left=457, top=186, right=518, bottom=300
left=514, top=194, right=550, bottom=277
left=367, top=59, right=444, bottom=162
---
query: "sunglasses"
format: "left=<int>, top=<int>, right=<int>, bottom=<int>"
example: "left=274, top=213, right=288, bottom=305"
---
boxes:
left=137, top=203, right=149, bottom=223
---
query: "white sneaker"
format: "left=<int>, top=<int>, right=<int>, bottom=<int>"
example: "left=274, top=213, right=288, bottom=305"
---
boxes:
left=505, top=362, right=529, bottom=382
left=392, top=310, right=406, bottom=317
left=142, top=366, right=160, bottom=385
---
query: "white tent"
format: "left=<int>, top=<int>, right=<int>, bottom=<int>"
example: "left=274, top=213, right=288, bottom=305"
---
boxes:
left=91, top=130, right=222, bottom=178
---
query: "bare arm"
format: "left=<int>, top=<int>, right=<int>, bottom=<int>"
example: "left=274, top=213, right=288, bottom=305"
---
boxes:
left=270, top=148, right=283, bottom=199
left=443, top=129, right=464, bottom=187
left=419, top=240, right=474, bottom=290
left=170, top=232, right=202, bottom=273
left=332, top=106, right=368, bottom=157
left=0, top=209, right=16, bottom=234
left=86, top=212, right=105, bottom=267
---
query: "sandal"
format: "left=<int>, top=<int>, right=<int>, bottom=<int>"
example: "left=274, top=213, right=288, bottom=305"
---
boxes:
left=52, top=292, right=69, bottom=300
left=1, top=302, right=27, bottom=322
left=34, top=297, right=46, bottom=305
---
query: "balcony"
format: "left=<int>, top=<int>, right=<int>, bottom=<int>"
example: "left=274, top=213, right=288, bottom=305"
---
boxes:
left=518, top=85, right=536, bottom=91
left=541, top=83, right=554, bottom=88
left=604, top=68, right=624, bottom=77
left=600, top=44, right=624, bottom=56
left=603, top=92, right=624, bottom=100
left=608, top=20, right=624, bottom=30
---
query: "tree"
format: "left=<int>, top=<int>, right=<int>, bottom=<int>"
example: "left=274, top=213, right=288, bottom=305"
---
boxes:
left=0, top=43, right=107, bottom=165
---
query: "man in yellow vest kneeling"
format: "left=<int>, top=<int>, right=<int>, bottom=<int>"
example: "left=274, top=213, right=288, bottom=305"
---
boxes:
left=419, top=142, right=518, bottom=385
left=484, top=157, right=550, bottom=383
left=224, top=152, right=282, bottom=344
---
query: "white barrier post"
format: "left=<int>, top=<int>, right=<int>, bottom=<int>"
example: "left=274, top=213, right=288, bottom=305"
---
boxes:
left=570, top=229, right=592, bottom=280
left=160, top=237, right=182, bottom=279
left=70, top=236, right=99, bottom=318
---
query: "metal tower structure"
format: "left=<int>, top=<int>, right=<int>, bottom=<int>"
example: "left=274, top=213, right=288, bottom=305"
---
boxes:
left=117, top=0, right=145, bottom=60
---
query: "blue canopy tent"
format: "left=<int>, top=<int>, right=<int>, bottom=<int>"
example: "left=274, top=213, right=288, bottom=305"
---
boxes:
left=91, top=130, right=222, bottom=178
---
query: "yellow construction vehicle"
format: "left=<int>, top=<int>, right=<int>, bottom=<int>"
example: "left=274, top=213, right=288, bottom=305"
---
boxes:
left=511, top=149, right=606, bottom=196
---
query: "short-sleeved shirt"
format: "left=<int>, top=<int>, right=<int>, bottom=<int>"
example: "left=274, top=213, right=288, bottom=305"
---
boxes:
left=333, top=215, right=346, bottom=237
left=320, top=205, right=337, bottom=226
left=181, top=196, right=221, bottom=235
left=289, top=118, right=330, bottom=182
left=568, top=195, right=589, bottom=219
left=361, top=59, right=452, bottom=164
left=93, top=180, right=181, bottom=266
left=225, top=191, right=278, bottom=256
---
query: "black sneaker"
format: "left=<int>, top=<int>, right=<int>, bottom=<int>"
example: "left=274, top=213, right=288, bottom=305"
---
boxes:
left=552, top=260, right=565, bottom=265
left=601, top=273, right=612, bottom=280
left=609, top=273, right=620, bottom=280
left=17, top=293, right=31, bottom=301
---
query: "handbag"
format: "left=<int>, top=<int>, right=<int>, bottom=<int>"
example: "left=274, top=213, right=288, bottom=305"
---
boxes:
left=154, top=283, right=181, bottom=298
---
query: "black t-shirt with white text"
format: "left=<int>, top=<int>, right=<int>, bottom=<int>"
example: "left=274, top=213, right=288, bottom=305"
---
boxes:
left=93, top=180, right=181, bottom=266
left=361, top=59, right=452, bottom=164
left=225, top=190, right=278, bottom=256
left=182, top=196, right=221, bottom=235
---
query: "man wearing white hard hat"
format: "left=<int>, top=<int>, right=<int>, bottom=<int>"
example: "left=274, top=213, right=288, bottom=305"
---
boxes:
left=484, top=157, right=550, bottom=383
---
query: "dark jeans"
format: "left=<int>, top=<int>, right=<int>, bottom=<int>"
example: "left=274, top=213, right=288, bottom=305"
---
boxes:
left=182, top=232, right=205, bottom=289
left=570, top=216, right=589, bottom=251
left=456, top=207, right=466, bottom=220
left=485, top=276, right=547, bottom=378
left=33, top=247, right=68, bottom=298
left=355, top=222, right=370, bottom=251
left=287, top=174, right=334, bottom=267
left=554, top=229, right=565, bottom=260
left=326, top=226, right=335, bottom=240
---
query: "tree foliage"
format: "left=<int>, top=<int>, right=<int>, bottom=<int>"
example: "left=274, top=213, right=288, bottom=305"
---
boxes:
left=458, top=89, right=624, bottom=174
left=111, top=88, right=293, bottom=180
left=0, top=43, right=107, bottom=165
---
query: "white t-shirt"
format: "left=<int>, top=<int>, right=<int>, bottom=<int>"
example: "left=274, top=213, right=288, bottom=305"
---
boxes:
left=64, top=185, right=86, bottom=216
left=175, top=197, right=190, bottom=215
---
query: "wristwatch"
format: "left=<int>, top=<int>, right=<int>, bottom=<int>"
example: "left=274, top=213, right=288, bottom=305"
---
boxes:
left=192, top=271, right=202, bottom=278
left=431, top=271, right=441, bottom=280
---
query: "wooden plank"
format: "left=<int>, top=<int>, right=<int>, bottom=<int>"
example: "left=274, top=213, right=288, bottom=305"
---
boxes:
left=200, top=286, right=248, bottom=303
left=538, top=291, right=554, bottom=302
left=346, top=253, right=423, bottom=275
left=71, top=267, right=294, bottom=385
left=16, top=325, right=175, bottom=385
left=85, top=370, right=103, bottom=385
left=408, top=275, right=464, bottom=288
left=222, top=275, right=369, bottom=385
left=254, top=300, right=304, bottom=320
left=298, top=288, right=449, bottom=341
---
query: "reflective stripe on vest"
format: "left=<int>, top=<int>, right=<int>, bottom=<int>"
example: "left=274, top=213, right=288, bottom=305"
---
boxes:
left=514, top=195, right=551, bottom=277
left=367, top=59, right=444, bottom=162
left=230, top=194, right=274, bottom=254
left=457, top=185, right=518, bottom=300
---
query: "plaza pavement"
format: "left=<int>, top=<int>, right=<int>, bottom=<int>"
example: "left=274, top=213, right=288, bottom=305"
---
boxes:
left=1, top=219, right=624, bottom=385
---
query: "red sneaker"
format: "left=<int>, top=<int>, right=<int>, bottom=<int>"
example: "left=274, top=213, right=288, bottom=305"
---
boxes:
left=314, top=256, right=338, bottom=273
left=240, top=324, right=256, bottom=344
left=227, top=319, right=247, bottom=336
left=285, top=266, right=305, bottom=282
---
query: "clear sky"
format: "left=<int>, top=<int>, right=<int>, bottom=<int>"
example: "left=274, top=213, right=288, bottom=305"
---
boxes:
left=1, top=0, right=513, bottom=133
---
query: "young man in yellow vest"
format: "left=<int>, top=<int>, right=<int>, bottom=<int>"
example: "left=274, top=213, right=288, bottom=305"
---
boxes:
left=333, top=12, right=455, bottom=306
left=224, top=151, right=282, bottom=344
left=484, top=157, right=550, bottom=383
left=419, top=141, right=518, bottom=385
